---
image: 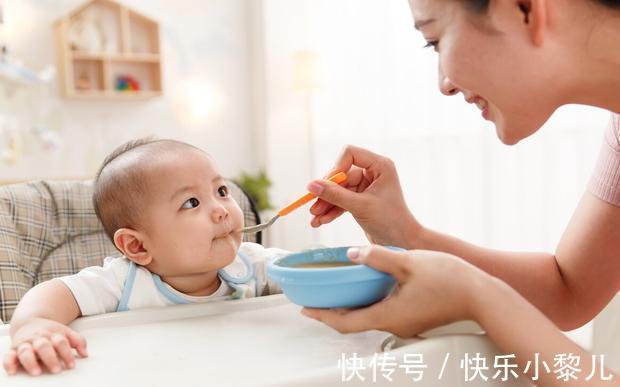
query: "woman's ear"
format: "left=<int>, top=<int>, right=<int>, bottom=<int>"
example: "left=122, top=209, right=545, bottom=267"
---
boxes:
left=113, top=228, right=153, bottom=266
left=517, top=0, right=548, bottom=46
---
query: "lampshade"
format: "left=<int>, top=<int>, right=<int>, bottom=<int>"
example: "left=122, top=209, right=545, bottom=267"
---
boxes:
left=292, top=50, right=321, bottom=91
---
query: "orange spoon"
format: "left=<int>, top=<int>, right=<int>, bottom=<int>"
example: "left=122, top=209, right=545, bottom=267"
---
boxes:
left=240, top=172, right=347, bottom=234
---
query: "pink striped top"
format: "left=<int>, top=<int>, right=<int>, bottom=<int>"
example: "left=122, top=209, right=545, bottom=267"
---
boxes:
left=588, top=114, right=620, bottom=207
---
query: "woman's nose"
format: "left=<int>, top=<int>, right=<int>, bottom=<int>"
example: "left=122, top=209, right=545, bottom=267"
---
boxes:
left=211, top=203, right=229, bottom=223
left=438, top=66, right=459, bottom=96
left=439, top=76, right=459, bottom=96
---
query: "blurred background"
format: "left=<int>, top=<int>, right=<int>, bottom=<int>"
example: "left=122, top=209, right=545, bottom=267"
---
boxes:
left=0, top=0, right=609, bottom=256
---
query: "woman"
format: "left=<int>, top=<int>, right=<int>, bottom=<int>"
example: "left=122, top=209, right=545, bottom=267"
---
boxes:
left=301, top=1, right=620, bottom=385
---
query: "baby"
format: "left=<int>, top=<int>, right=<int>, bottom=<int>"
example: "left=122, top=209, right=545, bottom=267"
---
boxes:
left=3, top=138, right=288, bottom=376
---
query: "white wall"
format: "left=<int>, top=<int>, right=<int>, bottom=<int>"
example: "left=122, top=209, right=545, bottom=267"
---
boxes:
left=0, top=0, right=257, bottom=180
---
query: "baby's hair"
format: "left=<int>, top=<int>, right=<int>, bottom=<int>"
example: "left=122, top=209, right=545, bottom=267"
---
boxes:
left=93, top=138, right=203, bottom=241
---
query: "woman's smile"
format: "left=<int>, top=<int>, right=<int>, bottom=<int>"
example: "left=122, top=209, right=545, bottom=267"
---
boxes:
left=466, top=95, right=490, bottom=120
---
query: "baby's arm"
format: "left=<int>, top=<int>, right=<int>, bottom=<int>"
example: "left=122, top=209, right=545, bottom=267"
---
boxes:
left=3, top=279, right=87, bottom=376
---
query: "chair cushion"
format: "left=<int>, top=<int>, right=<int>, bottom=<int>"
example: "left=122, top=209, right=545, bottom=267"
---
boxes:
left=0, top=179, right=259, bottom=323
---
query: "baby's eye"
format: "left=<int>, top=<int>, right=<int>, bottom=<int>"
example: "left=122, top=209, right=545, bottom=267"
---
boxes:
left=181, top=197, right=200, bottom=209
left=217, top=185, right=229, bottom=197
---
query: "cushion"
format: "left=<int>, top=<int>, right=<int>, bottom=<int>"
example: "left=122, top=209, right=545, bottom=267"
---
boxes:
left=0, top=179, right=260, bottom=323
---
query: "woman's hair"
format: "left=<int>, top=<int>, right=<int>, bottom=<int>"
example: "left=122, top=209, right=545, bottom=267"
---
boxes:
left=599, top=0, right=620, bottom=8
left=462, top=0, right=620, bottom=12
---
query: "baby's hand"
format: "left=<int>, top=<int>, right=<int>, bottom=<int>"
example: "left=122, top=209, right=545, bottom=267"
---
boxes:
left=3, top=317, right=88, bottom=376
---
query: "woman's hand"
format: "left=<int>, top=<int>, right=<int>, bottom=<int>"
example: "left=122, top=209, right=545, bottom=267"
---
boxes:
left=301, top=245, right=491, bottom=337
left=3, top=317, right=88, bottom=376
left=307, top=145, right=422, bottom=248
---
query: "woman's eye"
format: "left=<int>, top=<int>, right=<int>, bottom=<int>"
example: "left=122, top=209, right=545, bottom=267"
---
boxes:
left=423, top=40, right=439, bottom=51
left=217, top=185, right=229, bottom=197
left=181, top=197, right=200, bottom=209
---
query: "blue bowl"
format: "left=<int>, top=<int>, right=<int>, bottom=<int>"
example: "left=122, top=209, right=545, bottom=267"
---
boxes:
left=267, top=246, right=401, bottom=308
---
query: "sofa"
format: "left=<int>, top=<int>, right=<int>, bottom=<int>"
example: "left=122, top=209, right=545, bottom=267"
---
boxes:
left=0, top=179, right=261, bottom=323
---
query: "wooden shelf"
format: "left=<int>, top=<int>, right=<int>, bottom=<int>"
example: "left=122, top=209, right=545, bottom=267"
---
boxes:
left=67, top=90, right=162, bottom=100
left=71, top=51, right=161, bottom=62
left=54, top=0, right=162, bottom=100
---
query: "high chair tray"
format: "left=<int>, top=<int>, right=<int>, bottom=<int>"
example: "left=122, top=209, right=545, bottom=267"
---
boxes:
left=0, top=295, right=527, bottom=386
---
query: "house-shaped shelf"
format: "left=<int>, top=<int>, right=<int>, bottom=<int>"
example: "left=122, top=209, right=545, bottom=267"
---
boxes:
left=54, top=0, right=162, bottom=99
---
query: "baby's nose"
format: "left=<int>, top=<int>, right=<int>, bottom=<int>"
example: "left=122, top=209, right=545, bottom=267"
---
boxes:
left=211, top=204, right=229, bottom=223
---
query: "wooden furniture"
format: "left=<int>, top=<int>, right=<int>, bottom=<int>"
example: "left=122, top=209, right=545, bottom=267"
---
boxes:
left=54, top=0, right=162, bottom=100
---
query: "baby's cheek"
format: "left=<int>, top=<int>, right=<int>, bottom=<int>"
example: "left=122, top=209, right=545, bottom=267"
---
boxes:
left=231, top=205, right=244, bottom=228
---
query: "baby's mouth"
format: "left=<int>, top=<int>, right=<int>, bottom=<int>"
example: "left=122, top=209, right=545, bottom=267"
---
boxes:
left=215, top=228, right=239, bottom=240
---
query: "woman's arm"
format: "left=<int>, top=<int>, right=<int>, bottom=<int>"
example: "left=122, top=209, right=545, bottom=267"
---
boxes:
left=412, top=192, right=620, bottom=330
left=473, top=275, right=619, bottom=387
left=309, top=146, right=620, bottom=330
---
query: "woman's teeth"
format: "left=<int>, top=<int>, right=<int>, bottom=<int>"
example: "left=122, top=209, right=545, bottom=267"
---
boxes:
left=475, top=99, right=488, bottom=111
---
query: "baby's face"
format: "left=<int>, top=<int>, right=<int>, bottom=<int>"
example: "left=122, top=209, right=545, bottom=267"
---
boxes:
left=140, top=148, right=244, bottom=277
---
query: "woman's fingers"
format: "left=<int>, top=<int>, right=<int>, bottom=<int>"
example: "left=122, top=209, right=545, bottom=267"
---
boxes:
left=308, top=165, right=365, bottom=214
left=307, top=179, right=367, bottom=214
left=302, top=302, right=387, bottom=334
left=301, top=308, right=365, bottom=333
left=302, top=295, right=402, bottom=334
left=15, top=342, right=41, bottom=376
left=309, top=198, right=333, bottom=217
left=3, top=349, right=19, bottom=375
left=349, top=245, right=412, bottom=283
left=310, top=165, right=365, bottom=217
left=311, top=207, right=346, bottom=227
left=332, top=145, right=385, bottom=175
left=32, top=337, right=61, bottom=374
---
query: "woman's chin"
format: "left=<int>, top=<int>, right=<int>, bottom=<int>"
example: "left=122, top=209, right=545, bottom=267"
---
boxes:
left=496, top=131, right=521, bottom=146
left=493, top=110, right=554, bottom=145
left=494, top=119, right=533, bottom=146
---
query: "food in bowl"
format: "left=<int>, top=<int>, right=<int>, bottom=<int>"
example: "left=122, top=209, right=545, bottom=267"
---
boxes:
left=292, top=261, right=358, bottom=269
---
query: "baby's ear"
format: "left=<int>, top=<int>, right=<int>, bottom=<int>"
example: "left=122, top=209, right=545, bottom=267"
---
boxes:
left=113, top=228, right=153, bottom=266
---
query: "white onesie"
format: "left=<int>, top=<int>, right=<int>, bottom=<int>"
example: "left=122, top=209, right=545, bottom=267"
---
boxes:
left=59, top=242, right=288, bottom=316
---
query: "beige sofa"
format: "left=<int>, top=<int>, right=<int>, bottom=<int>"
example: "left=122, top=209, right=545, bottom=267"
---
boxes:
left=0, top=180, right=261, bottom=323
